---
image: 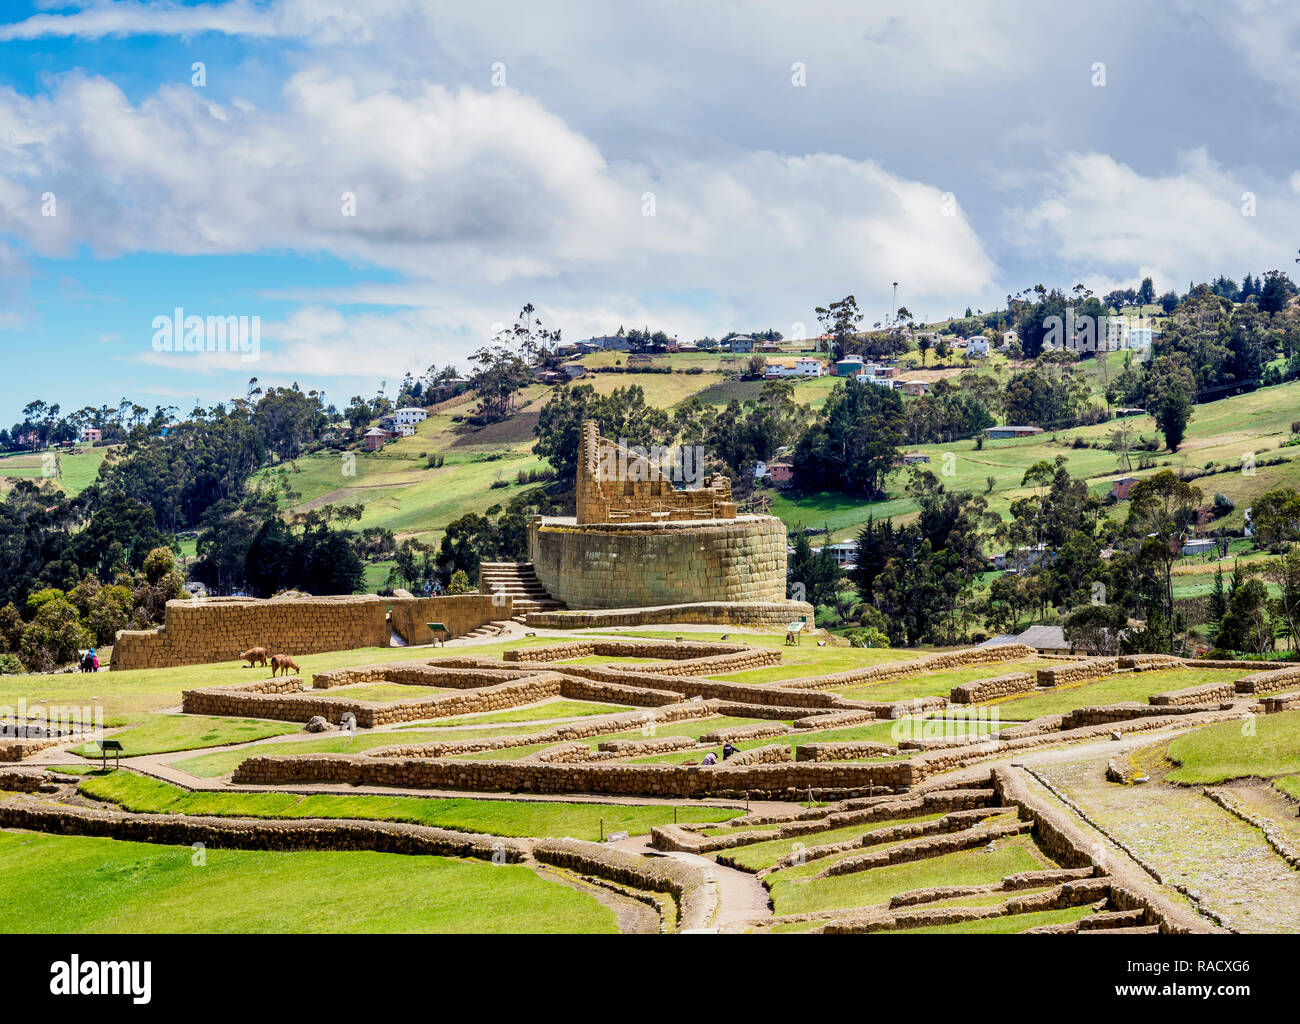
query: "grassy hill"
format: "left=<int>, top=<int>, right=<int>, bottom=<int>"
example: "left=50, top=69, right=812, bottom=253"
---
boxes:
left=0, top=446, right=109, bottom=497
left=248, top=351, right=1300, bottom=593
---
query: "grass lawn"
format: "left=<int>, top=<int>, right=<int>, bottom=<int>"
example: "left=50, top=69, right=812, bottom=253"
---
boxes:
left=321, top=682, right=454, bottom=702
left=723, top=813, right=946, bottom=871
left=0, top=636, right=558, bottom=730
left=992, top=668, right=1242, bottom=721
left=765, top=834, right=1052, bottom=916
left=411, top=699, right=633, bottom=727
left=1271, top=775, right=1300, bottom=800
left=79, top=771, right=740, bottom=838
left=68, top=714, right=299, bottom=758
left=835, top=661, right=1052, bottom=702
left=890, top=904, right=1095, bottom=934
left=1166, top=710, right=1300, bottom=784
left=0, top=830, right=616, bottom=933
left=170, top=724, right=551, bottom=778
left=710, top=647, right=928, bottom=685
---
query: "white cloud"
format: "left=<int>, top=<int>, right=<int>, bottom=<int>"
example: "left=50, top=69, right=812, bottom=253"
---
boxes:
left=1008, top=149, right=1296, bottom=293
left=0, top=67, right=998, bottom=378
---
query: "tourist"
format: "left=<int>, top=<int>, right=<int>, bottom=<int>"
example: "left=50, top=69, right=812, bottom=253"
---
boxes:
left=722, top=742, right=738, bottom=760
left=700, top=751, right=717, bottom=766
left=90, top=649, right=99, bottom=672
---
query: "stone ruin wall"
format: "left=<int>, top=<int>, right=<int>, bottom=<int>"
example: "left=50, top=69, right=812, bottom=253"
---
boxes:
left=526, top=600, right=815, bottom=629
left=231, top=750, right=924, bottom=797
left=575, top=419, right=735, bottom=524
left=529, top=516, right=790, bottom=609
left=111, top=593, right=510, bottom=671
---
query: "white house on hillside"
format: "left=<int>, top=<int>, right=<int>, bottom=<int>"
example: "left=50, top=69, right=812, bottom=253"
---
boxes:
left=391, top=407, right=428, bottom=427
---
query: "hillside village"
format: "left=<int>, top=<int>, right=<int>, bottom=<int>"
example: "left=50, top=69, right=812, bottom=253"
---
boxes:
left=3, top=275, right=1300, bottom=672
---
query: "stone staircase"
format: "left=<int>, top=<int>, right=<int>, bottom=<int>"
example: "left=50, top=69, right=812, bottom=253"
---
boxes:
left=479, top=562, right=564, bottom=621
left=458, top=620, right=513, bottom=641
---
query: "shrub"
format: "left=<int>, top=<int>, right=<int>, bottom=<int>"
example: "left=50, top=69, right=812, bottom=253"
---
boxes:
left=447, top=570, right=475, bottom=595
left=847, top=627, right=890, bottom=649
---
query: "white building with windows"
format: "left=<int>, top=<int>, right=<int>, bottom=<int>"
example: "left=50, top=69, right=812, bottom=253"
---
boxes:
left=391, top=407, right=429, bottom=427
left=764, top=356, right=825, bottom=378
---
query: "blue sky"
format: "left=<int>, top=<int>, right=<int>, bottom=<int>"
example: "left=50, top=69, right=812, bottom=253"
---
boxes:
left=2, top=0, right=1299, bottom=425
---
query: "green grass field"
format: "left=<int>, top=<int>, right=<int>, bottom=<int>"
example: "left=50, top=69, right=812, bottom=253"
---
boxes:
left=890, top=904, right=1095, bottom=934
left=1166, top=709, right=1300, bottom=784
left=991, top=668, right=1242, bottom=721
left=170, top=724, right=545, bottom=777
left=834, top=660, right=1053, bottom=702
left=0, top=637, right=558, bottom=729
left=765, top=833, right=1052, bottom=916
left=77, top=772, right=741, bottom=838
left=413, top=699, right=633, bottom=727
left=0, top=830, right=616, bottom=933
left=0, top=447, right=108, bottom=496
left=69, top=714, right=300, bottom=758
left=722, top=812, right=946, bottom=871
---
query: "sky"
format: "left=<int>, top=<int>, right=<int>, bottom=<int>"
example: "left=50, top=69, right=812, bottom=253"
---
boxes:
left=1, top=0, right=1299, bottom=424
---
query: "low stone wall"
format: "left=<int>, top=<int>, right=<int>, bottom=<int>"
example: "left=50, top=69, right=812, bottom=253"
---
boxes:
left=0, top=796, right=527, bottom=861
left=112, top=593, right=511, bottom=670
left=1261, top=692, right=1300, bottom=713
left=231, top=751, right=925, bottom=797
left=905, top=706, right=1250, bottom=777
left=724, top=744, right=792, bottom=766
left=1117, top=654, right=1183, bottom=671
left=1234, top=665, right=1300, bottom=696
left=0, top=769, right=50, bottom=791
left=503, top=639, right=781, bottom=677
left=1148, top=682, right=1237, bottom=706
left=820, top=819, right=1034, bottom=877
left=950, top=673, right=1034, bottom=704
left=0, top=737, right=61, bottom=762
left=1064, top=702, right=1224, bottom=727
left=532, top=838, right=714, bottom=931
left=699, top=722, right=790, bottom=744
left=710, top=702, right=821, bottom=721
left=777, top=644, right=1039, bottom=691
left=660, top=788, right=998, bottom=856
left=367, top=702, right=715, bottom=759
left=183, top=673, right=567, bottom=727
left=792, top=709, right=876, bottom=729
left=525, top=600, right=815, bottom=629
left=795, top=741, right=898, bottom=762
left=822, top=878, right=1112, bottom=934
left=524, top=660, right=849, bottom=710
left=597, top=736, right=697, bottom=755
left=1035, top=658, right=1116, bottom=687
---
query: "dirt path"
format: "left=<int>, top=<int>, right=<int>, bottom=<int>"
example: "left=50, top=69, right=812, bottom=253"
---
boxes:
left=610, top=834, right=772, bottom=932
